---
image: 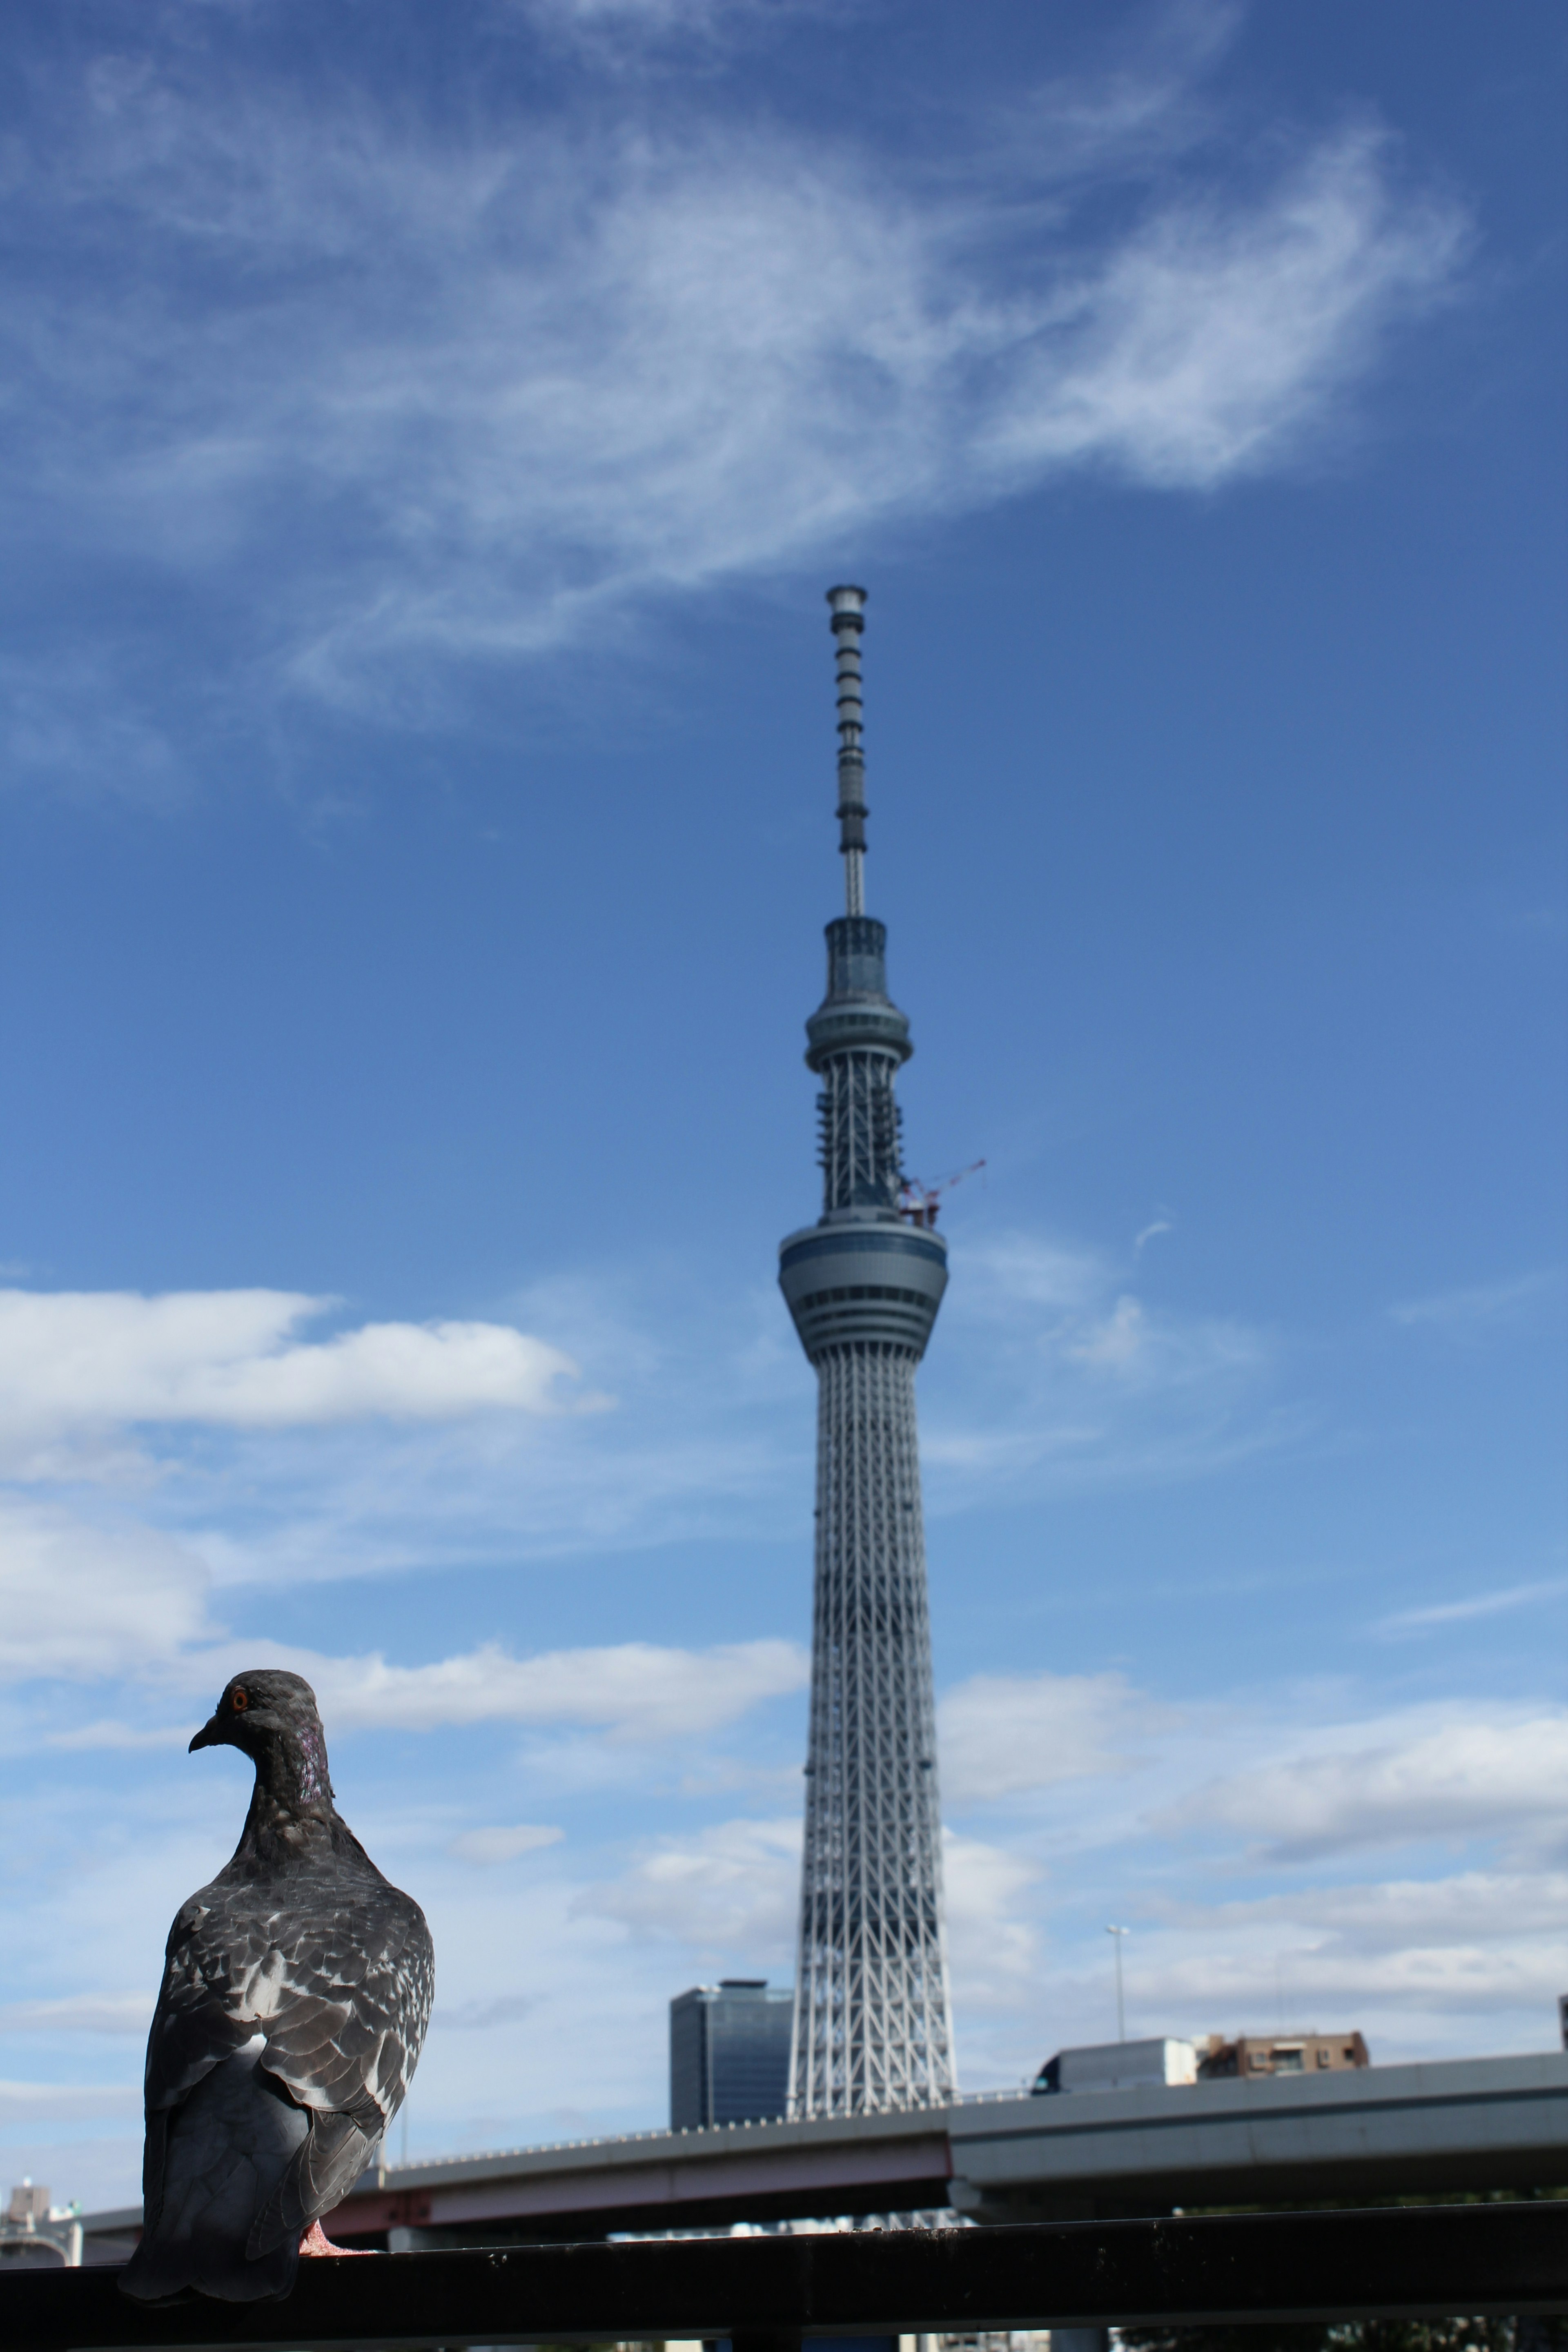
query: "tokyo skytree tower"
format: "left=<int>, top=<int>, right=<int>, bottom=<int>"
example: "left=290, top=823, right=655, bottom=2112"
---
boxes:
left=779, top=587, right=957, bottom=2116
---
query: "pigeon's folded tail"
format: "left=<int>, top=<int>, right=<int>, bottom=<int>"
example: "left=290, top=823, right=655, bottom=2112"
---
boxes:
left=119, top=2045, right=310, bottom=2303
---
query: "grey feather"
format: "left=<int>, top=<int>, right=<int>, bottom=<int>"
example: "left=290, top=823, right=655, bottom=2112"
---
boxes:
left=120, top=1670, right=433, bottom=2305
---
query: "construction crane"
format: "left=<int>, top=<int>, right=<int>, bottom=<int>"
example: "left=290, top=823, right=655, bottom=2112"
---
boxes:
left=898, top=1160, right=985, bottom=1229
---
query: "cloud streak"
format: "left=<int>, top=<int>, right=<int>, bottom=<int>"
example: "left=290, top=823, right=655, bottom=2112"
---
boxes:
left=307, top=1637, right=808, bottom=1740
left=1377, top=1578, right=1568, bottom=1634
left=922, top=1228, right=1286, bottom=1496
left=939, top=1668, right=1152, bottom=1806
left=1388, top=1268, right=1566, bottom=1336
left=0, top=22, right=1469, bottom=770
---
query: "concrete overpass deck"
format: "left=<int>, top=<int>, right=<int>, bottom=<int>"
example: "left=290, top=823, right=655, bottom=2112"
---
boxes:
left=78, top=2051, right=1568, bottom=2261
left=947, top=2051, right=1568, bottom=2221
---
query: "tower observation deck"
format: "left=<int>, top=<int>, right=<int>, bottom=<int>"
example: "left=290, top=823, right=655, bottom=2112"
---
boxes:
left=779, top=586, right=957, bottom=2117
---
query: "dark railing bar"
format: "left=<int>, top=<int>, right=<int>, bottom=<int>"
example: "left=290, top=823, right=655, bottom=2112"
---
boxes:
left=9, top=2205, right=1568, bottom=2351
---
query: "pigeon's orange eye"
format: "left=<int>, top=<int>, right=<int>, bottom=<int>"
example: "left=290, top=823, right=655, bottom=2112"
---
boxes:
left=232, top=1688, right=249, bottom=1712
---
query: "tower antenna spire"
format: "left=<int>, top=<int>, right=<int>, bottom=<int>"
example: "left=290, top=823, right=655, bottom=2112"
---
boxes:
left=827, top=585, right=868, bottom=916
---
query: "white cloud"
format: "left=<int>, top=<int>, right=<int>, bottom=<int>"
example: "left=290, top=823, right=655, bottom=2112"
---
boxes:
left=0, top=2080, right=142, bottom=2123
left=0, top=1501, right=211, bottom=1682
left=308, top=1636, right=807, bottom=1740
left=943, top=1236, right=1266, bottom=1388
left=956, top=1236, right=1122, bottom=1320
left=0, top=1226, right=1285, bottom=1610
left=1163, top=1706, right=1568, bottom=1862
left=521, top=0, right=781, bottom=35
left=942, top=1831, right=1041, bottom=2020
left=576, top=1813, right=1042, bottom=2031
left=0, top=649, right=186, bottom=810
left=1152, top=1870, right=1568, bottom=1958
left=0, top=1474, right=807, bottom=1742
left=47, top=1721, right=192, bottom=1751
left=582, top=1814, right=802, bottom=1962
left=433, top=1992, right=543, bottom=2031
left=1094, top=1866, right=1568, bottom=2060
left=983, top=127, right=1460, bottom=490
left=0, top=1286, right=591, bottom=1472
left=939, top=1669, right=1148, bottom=1807
left=450, top=1824, right=564, bottom=1864
left=923, top=1229, right=1279, bottom=1492
left=0, top=1994, right=149, bottom=2037
left=1389, top=1268, right=1565, bottom=1335
left=1070, top=1294, right=1149, bottom=1371
left=0, top=39, right=1468, bottom=751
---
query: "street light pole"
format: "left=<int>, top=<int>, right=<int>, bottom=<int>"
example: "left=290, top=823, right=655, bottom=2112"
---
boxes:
left=1107, top=1925, right=1130, bottom=2043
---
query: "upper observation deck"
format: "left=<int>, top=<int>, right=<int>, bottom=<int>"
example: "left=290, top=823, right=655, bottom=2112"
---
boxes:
left=779, top=1216, right=948, bottom=1361
left=803, top=916, right=912, bottom=1072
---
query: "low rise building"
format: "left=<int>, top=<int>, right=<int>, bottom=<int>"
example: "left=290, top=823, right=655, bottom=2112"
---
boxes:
left=1196, top=2032, right=1370, bottom=2078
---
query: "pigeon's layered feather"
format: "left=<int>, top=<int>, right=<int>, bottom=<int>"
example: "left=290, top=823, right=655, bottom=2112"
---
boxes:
left=120, top=1670, right=433, bottom=2305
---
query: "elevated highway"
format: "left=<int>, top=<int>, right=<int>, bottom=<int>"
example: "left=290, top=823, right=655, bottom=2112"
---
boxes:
left=78, top=2051, right=1568, bottom=2260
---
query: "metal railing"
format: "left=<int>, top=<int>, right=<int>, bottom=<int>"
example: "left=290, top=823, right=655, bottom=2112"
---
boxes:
left=8, top=2205, right=1568, bottom=2348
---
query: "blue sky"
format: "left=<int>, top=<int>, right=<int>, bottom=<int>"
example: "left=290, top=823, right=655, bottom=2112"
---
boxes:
left=0, top=0, right=1564, bottom=2212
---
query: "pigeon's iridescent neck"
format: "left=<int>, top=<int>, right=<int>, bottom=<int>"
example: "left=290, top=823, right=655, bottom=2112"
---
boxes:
left=292, top=1722, right=331, bottom=1807
left=240, top=1718, right=337, bottom=1846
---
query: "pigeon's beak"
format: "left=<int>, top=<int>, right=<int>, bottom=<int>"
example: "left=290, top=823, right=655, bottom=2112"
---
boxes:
left=189, top=1717, right=223, bottom=1753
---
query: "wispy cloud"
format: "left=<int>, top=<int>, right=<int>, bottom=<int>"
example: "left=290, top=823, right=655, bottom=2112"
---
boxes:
left=0, top=19, right=1469, bottom=777
left=517, top=0, right=811, bottom=45
left=0, top=1501, right=211, bottom=1683
left=941, top=1832, right=1042, bottom=2020
left=572, top=1808, right=1040, bottom=2022
left=1388, top=1268, right=1566, bottom=1334
left=1159, top=1705, right=1568, bottom=1864
left=578, top=1813, right=802, bottom=1962
left=922, top=1227, right=1285, bottom=1495
left=48, top=1720, right=192, bottom=1753
left=0, top=1995, right=149, bottom=2038
left=939, top=1668, right=1154, bottom=1806
left=308, top=1637, right=807, bottom=1740
left=450, top=1824, right=565, bottom=1865
left=433, top=1992, right=543, bottom=2032
left=0, top=2081, right=142, bottom=2123
left=1377, top=1578, right=1568, bottom=1634
left=0, top=1217, right=1286, bottom=1636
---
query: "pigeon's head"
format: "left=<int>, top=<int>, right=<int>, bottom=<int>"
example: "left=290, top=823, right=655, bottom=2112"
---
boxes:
left=190, top=1670, right=334, bottom=1813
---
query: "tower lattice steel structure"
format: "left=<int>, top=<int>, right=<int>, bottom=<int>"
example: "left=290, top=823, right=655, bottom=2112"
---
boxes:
left=780, top=586, right=957, bottom=2117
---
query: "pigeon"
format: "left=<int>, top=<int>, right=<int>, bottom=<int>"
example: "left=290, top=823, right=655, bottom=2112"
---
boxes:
left=119, top=1668, right=434, bottom=2304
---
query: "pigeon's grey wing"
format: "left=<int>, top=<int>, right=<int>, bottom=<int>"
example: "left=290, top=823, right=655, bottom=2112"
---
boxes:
left=257, top=1881, right=433, bottom=2134
left=246, top=1881, right=434, bottom=2252
left=139, top=1894, right=268, bottom=2238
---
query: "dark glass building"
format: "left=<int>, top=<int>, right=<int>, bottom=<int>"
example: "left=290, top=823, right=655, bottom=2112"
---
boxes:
left=669, top=1980, right=793, bottom=2130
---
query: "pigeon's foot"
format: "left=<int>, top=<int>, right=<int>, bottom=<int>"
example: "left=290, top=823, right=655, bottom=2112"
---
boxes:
left=298, top=2221, right=375, bottom=2258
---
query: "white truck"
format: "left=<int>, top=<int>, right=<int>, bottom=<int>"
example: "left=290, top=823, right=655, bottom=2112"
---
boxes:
left=1031, top=2036, right=1198, bottom=2094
